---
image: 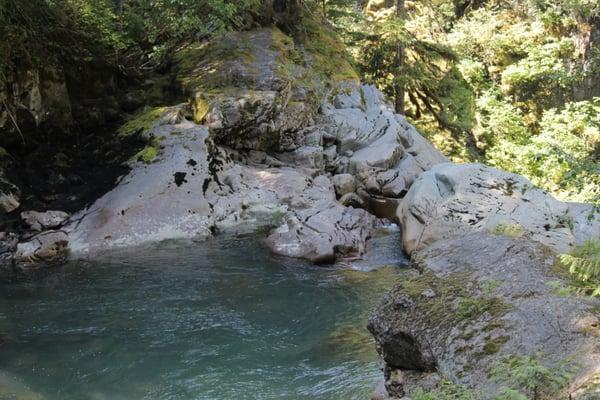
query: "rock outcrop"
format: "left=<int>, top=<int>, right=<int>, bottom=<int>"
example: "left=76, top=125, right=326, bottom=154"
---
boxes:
left=65, top=26, right=446, bottom=263
left=369, top=232, right=600, bottom=399
left=398, top=163, right=600, bottom=255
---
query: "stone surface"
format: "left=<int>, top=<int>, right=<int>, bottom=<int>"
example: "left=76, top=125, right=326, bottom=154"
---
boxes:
left=65, top=28, right=446, bottom=263
left=265, top=203, right=376, bottom=263
left=21, top=210, right=69, bottom=231
left=174, top=27, right=321, bottom=152
left=398, top=163, right=590, bottom=255
left=332, top=173, right=356, bottom=197
left=66, top=109, right=380, bottom=263
left=15, top=230, right=69, bottom=269
left=369, top=232, right=600, bottom=399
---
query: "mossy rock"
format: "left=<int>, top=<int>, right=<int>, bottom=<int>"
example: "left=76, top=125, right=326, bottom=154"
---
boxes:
left=133, top=146, right=158, bottom=164
left=117, top=107, right=166, bottom=139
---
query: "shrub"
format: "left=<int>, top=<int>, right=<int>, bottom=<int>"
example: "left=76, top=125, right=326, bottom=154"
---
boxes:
left=558, top=238, right=600, bottom=297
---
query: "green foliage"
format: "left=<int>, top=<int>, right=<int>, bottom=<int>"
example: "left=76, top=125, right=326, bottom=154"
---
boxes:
left=0, top=0, right=261, bottom=79
left=120, top=0, right=260, bottom=67
left=558, top=237, right=600, bottom=297
left=487, top=98, right=600, bottom=205
left=490, top=355, right=574, bottom=400
left=0, top=0, right=125, bottom=77
left=297, top=16, right=359, bottom=82
left=412, top=380, right=480, bottom=400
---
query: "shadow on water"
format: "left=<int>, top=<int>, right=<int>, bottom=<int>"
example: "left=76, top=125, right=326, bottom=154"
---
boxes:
left=0, top=228, right=408, bottom=400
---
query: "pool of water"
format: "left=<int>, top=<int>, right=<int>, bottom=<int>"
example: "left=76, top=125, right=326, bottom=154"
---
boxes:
left=0, top=231, right=406, bottom=400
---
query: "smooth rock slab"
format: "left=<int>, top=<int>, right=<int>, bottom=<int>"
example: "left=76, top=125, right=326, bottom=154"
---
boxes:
left=398, top=163, right=587, bottom=254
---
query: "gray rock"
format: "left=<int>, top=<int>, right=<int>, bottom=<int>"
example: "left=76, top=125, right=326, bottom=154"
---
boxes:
left=398, top=163, right=580, bottom=255
left=332, top=173, right=356, bottom=197
left=21, top=210, right=69, bottom=231
left=265, top=204, right=376, bottom=263
left=176, top=27, right=320, bottom=152
left=566, top=202, right=600, bottom=246
left=339, top=192, right=366, bottom=209
left=15, top=230, right=69, bottom=269
left=63, top=29, right=448, bottom=264
left=369, top=232, right=600, bottom=399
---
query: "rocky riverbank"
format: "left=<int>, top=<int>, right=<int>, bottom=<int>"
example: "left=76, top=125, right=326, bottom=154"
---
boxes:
left=0, top=15, right=599, bottom=400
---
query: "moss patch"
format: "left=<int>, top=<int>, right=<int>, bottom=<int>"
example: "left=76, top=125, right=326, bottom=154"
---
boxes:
left=133, top=146, right=158, bottom=164
left=299, top=17, right=359, bottom=83
left=174, top=35, right=256, bottom=94
left=492, top=222, right=525, bottom=238
left=400, top=271, right=512, bottom=330
left=479, top=335, right=510, bottom=356
left=118, top=107, right=166, bottom=138
left=193, top=93, right=210, bottom=124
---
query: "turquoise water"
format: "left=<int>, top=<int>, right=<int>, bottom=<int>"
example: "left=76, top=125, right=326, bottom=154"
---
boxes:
left=0, top=233, right=405, bottom=400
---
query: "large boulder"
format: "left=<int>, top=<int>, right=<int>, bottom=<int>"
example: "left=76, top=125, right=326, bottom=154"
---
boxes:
left=173, top=27, right=321, bottom=152
left=316, top=84, right=447, bottom=177
left=398, top=163, right=599, bottom=255
left=369, top=232, right=600, bottom=399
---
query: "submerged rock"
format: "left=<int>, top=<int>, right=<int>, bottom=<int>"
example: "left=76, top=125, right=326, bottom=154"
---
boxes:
left=369, top=232, right=600, bottom=399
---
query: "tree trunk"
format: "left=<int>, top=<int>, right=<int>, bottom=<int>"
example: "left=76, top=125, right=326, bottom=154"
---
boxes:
left=394, top=0, right=405, bottom=114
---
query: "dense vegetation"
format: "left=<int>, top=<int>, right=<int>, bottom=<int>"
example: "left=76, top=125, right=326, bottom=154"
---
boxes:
left=0, top=0, right=598, bottom=206
left=319, top=0, right=599, bottom=206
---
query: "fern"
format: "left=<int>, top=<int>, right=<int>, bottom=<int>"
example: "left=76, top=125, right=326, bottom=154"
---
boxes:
left=490, top=355, right=573, bottom=400
left=559, top=238, right=600, bottom=297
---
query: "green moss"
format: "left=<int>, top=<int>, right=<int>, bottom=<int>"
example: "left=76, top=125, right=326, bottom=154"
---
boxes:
left=400, top=271, right=512, bottom=335
left=174, top=35, right=256, bottom=93
left=118, top=107, right=166, bottom=138
left=133, top=146, right=158, bottom=164
left=193, top=93, right=210, bottom=124
left=492, top=222, right=525, bottom=238
left=456, top=296, right=511, bottom=321
left=480, top=335, right=510, bottom=356
left=299, top=18, right=359, bottom=83
left=130, top=136, right=164, bottom=164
